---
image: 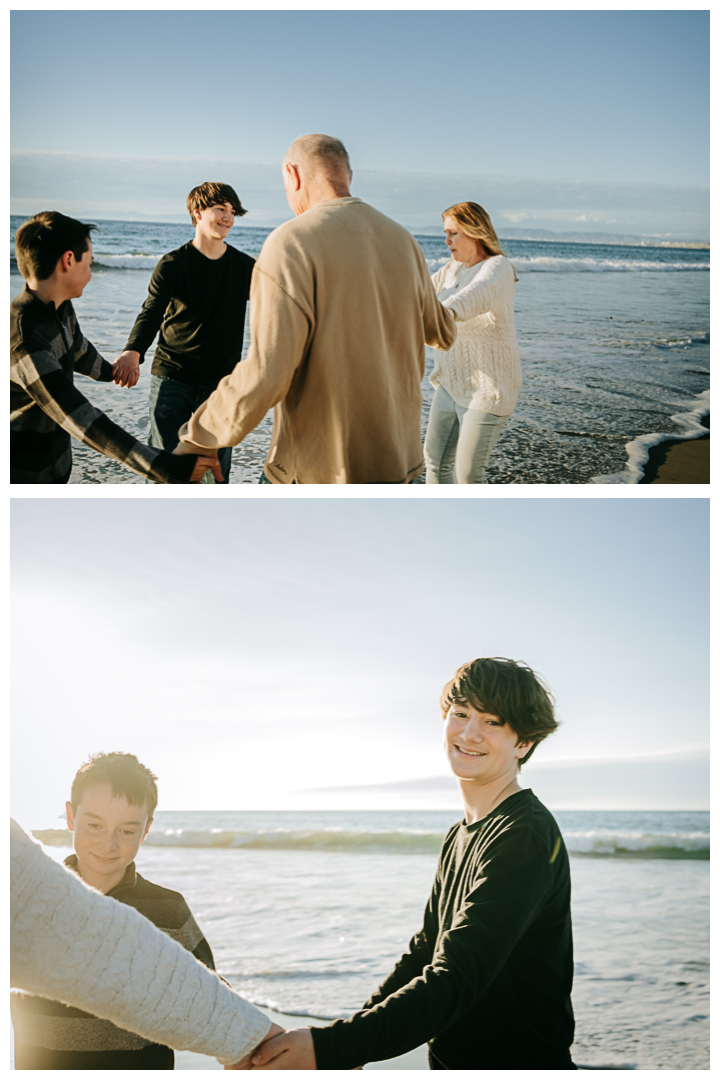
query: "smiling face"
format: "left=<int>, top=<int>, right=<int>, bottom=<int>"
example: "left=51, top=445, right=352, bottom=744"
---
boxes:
left=66, top=782, right=152, bottom=893
left=443, top=701, right=533, bottom=784
left=443, top=216, right=487, bottom=266
left=193, top=201, right=235, bottom=241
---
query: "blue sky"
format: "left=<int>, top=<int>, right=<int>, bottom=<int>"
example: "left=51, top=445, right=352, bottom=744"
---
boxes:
left=10, top=10, right=709, bottom=237
left=10, top=498, right=709, bottom=825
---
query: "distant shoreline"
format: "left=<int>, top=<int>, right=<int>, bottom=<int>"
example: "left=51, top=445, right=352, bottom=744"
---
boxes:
left=8, top=213, right=709, bottom=250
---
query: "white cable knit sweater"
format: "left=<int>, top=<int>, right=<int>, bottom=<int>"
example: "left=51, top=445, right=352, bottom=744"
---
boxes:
left=10, top=820, right=271, bottom=1066
left=430, top=255, right=521, bottom=415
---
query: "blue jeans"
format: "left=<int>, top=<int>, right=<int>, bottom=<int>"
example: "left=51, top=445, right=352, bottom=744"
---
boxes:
left=147, top=375, right=232, bottom=484
left=424, top=383, right=510, bottom=484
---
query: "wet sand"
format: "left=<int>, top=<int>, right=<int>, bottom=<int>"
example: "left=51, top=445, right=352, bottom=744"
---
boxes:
left=175, top=1006, right=428, bottom=1070
left=640, top=415, right=710, bottom=484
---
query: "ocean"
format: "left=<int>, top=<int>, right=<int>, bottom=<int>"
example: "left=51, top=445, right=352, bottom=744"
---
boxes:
left=10, top=217, right=709, bottom=484
left=34, top=807, right=709, bottom=1070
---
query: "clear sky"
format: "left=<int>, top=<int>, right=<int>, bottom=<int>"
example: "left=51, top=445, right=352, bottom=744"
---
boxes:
left=10, top=10, right=709, bottom=237
left=10, top=497, right=708, bottom=826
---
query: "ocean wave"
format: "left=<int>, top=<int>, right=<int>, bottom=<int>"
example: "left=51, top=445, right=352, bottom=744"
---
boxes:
left=562, top=830, right=709, bottom=860
left=512, top=256, right=708, bottom=273
left=423, top=255, right=708, bottom=274
left=92, top=253, right=161, bottom=270
left=592, top=389, right=709, bottom=484
left=11, top=251, right=709, bottom=275
left=32, top=825, right=708, bottom=859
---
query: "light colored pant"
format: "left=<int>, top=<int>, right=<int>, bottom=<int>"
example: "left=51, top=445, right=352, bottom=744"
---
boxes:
left=424, top=384, right=510, bottom=484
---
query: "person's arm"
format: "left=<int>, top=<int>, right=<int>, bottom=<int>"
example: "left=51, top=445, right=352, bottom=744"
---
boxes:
left=112, top=256, right=178, bottom=387
left=419, top=260, right=457, bottom=352
left=10, top=821, right=272, bottom=1066
left=175, top=265, right=311, bottom=455
left=290, top=825, right=554, bottom=1069
left=123, top=255, right=177, bottom=363
left=359, top=868, right=440, bottom=1011
left=10, top=335, right=218, bottom=483
left=67, top=310, right=116, bottom=383
left=441, top=257, right=510, bottom=322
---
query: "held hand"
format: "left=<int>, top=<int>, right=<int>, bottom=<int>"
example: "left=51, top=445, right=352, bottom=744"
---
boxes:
left=189, top=455, right=224, bottom=483
left=249, top=1028, right=316, bottom=1070
left=226, top=1023, right=285, bottom=1069
left=112, top=350, right=141, bottom=388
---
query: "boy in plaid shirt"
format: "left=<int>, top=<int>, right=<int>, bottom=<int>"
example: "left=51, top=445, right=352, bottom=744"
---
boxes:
left=10, top=211, right=221, bottom=483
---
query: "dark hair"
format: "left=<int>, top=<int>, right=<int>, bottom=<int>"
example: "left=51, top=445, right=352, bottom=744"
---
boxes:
left=440, top=657, right=558, bottom=769
left=14, top=211, right=97, bottom=282
left=70, top=752, right=158, bottom=819
left=187, top=181, right=247, bottom=224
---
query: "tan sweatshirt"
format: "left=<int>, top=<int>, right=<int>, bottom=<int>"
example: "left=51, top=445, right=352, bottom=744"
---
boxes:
left=178, top=197, right=457, bottom=483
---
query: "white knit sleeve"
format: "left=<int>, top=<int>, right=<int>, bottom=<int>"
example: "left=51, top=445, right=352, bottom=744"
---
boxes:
left=442, top=256, right=512, bottom=322
left=10, top=820, right=271, bottom=1066
left=431, top=262, right=448, bottom=292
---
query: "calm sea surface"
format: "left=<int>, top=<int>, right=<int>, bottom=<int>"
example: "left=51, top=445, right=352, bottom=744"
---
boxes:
left=10, top=217, right=709, bottom=484
left=35, top=807, right=709, bottom=1069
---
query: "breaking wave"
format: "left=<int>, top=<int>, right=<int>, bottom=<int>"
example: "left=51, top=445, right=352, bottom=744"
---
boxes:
left=32, top=826, right=709, bottom=859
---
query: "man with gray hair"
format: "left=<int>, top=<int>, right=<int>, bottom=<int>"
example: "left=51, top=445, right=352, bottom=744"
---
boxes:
left=175, top=134, right=457, bottom=484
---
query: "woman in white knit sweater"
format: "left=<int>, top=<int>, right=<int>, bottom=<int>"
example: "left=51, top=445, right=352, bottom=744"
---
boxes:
left=424, top=202, right=521, bottom=484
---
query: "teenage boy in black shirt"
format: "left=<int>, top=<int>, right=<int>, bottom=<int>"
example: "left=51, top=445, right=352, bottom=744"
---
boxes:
left=114, top=182, right=255, bottom=483
left=244, top=657, right=576, bottom=1071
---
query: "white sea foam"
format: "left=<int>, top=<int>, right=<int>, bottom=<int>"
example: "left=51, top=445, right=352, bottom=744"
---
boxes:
left=93, top=253, right=160, bottom=270
left=592, top=390, right=710, bottom=484
left=424, top=255, right=708, bottom=275
left=32, top=824, right=709, bottom=858
left=512, top=256, right=708, bottom=273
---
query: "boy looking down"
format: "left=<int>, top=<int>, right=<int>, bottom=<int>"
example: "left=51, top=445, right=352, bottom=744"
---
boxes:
left=244, top=658, right=576, bottom=1071
left=11, top=753, right=222, bottom=1070
left=114, top=182, right=255, bottom=484
left=10, top=212, right=221, bottom=484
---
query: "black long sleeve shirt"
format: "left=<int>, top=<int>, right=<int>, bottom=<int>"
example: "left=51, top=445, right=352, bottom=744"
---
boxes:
left=310, top=789, right=575, bottom=1070
left=124, top=241, right=254, bottom=387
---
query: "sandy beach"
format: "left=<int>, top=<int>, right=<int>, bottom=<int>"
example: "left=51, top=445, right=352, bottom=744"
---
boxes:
left=640, top=414, right=709, bottom=484
left=175, top=1006, right=428, bottom=1070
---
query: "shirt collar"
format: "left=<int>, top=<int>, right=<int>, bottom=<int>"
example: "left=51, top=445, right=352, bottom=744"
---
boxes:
left=63, top=853, right=138, bottom=894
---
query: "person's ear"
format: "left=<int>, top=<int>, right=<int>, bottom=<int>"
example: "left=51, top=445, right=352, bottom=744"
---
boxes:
left=66, top=801, right=75, bottom=831
left=140, top=817, right=153, bottom=844
left=517, top=740, right=534, bottom=761
left=284, top=162, right=301, bottom=192
left=58, top=251, right=74, bottom=274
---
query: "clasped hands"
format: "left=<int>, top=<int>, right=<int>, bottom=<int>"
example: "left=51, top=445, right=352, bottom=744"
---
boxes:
left=226, top=1024, right=317, bottom=1070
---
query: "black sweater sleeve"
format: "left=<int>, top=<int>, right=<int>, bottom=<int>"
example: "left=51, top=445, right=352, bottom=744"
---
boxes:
left=310, top=824, right=555, bottom=1069
left=124, top=255, right=177, bottom=360
left=360, top=871, right=440, bottom=1011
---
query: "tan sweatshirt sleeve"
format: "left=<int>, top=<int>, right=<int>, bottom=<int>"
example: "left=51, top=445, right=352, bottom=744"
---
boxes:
left=177, top=266, right=312, bottom=453
left=421, top=263, right=457, bottom=352
left=10, top=821, right=271, bottom=1066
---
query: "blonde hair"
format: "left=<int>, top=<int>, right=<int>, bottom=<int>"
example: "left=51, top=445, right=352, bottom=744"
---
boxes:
left=443, top=201, right=518, bottom=281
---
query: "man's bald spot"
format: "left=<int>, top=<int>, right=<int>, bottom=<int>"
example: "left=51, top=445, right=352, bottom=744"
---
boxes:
left=283, top=134, right=351, bottom=183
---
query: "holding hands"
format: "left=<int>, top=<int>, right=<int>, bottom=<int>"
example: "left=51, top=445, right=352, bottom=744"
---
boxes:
left=226, top=1027, right=317, bottom=1070
left=112, top=349, right=141, bottom=388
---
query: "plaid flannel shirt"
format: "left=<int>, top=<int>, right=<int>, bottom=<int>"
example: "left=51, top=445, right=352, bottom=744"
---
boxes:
left=10, top=285, right=197, bottom=484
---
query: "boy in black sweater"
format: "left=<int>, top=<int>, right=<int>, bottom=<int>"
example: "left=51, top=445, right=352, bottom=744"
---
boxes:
left=245, top=658, right=576, bottom=1071
left=113, top=182, right=255, bottom=484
